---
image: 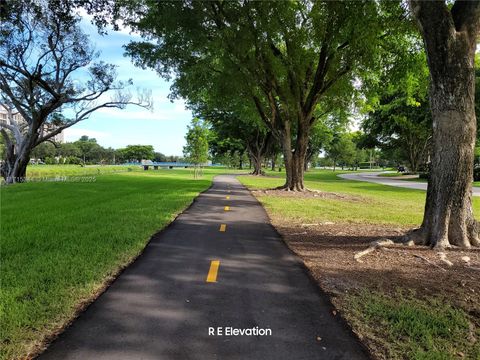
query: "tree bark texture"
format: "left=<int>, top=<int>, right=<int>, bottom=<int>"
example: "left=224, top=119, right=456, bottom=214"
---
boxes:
left=1, top=127, right=38, bottom=184
left=250, top=154, right=264, bottom=175
left=276, top=120, right=310, bottom=191
left=407, top=0, right=480, bottom=248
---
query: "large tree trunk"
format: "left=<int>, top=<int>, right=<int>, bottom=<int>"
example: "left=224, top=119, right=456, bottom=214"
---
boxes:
left=290, top=122, right=309, bottom=191
left=3, top=145, right=31, bottom=184
left=407, top=146, right=419, bottom=174
left=251, top=154, right=263, bottom=175
left=1, top=128, right=37, bottom=184
left=278, top=121, right=309, bottom=191
left=280, top=134, right=293, bottom=189
left=407, top=1, right=480, bottom=248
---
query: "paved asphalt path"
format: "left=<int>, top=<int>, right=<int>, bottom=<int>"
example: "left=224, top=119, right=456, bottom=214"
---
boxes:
left=39, top=175, right=368, bottom=360
left=339, top=171, right=480, bottom=197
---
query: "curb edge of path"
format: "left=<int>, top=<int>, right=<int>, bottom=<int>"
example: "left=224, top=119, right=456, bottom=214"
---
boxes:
left=34, top=179, right=217, bottom=359
left=238, top=176, right=373, bottom=360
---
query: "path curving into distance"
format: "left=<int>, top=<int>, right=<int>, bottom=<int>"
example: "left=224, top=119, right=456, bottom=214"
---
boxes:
left=339, top=171, right=480, bottom=197
left=38, top=175, right=368, bottom=360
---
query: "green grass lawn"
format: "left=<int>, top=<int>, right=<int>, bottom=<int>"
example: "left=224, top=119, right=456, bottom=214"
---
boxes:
left=240, top=170, right=480, bottom=226
left=377, top=172, right=404, bottom=177
left=26, top=164, right=134, bottom=177
left=0, top=167, right=239, bottom=359
left=348, top=290, right=480, bottom=360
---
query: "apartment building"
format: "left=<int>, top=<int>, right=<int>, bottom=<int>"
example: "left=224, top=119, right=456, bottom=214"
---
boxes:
left=0, top=105, right=64, bottom=143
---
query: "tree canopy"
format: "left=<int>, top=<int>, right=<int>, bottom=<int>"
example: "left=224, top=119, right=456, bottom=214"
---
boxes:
left=114, top=0, right=414, bottom=190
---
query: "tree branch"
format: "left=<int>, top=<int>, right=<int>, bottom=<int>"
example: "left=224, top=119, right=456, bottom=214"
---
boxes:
left=451, top=1, right=480, bottom=33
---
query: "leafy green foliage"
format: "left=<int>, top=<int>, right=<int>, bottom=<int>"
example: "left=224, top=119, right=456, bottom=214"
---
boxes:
left=325, top=133, right=357, bottom=170
left=183, top=118, right=209, bottom=177
left=361, top=52, right=431, bottom=173
left=29, top=136, right=139, bottom=165
left=119, top=0, right=415, bottom=186
left=31, top=142, right=56, bottom=161
left=153, top=152, right=167, bottom=162
left=117, top=144, right=155, bottom=162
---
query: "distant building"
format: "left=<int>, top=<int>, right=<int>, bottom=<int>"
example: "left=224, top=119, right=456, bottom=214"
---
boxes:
left=0, top=105, right=64, bottom=143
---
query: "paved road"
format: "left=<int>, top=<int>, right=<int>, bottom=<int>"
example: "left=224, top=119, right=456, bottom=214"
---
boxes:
left=339, top=172, right=480, bottom=197
left=39, top=175, right=368, bottom=360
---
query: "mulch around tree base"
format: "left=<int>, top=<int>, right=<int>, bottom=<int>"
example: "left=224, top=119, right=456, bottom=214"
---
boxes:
left=277, top=222, right=480, bottom=311
left=266, top=216, right=480, bottom=358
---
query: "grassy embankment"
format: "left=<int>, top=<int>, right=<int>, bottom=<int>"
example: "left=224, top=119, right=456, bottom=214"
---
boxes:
left=239, top=170, right=480, bottom=360
left=0, top=166, right=237, bottom=360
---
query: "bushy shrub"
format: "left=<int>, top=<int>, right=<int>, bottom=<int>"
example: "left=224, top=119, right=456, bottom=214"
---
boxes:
left=44, top=156, right=57, bottom=165
left=65, top=156, right=81, bottom=165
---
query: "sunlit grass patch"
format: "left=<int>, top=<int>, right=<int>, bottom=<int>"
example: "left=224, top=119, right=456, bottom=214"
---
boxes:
left=346, top=290, right=480, bottom=360
left=239, top=170, right=480, bottom=226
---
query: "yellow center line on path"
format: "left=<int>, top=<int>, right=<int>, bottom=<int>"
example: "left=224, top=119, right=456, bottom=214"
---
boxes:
left=206, top=260, right=220, bottom=283
left=219, top=224, right=226, bottom=232
left=226, top=196, right=230, bottom=200
left=224, top=206, right=230, bottom=211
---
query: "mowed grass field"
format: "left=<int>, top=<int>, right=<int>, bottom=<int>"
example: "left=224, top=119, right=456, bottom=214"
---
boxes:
left=26, top=164, right=133, bottom=178
left=0, top=167, right=239, bottom=360
left=239, top=170, right=480, bottom=226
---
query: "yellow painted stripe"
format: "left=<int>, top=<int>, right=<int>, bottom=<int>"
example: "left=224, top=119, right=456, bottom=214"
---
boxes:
left=226, top=196, right=230, bottom=200
left=206, top=260, right=220, bottom=283
left=219, top=224, right=226, bottom=232
left=224, top=206, right=230, bottom=211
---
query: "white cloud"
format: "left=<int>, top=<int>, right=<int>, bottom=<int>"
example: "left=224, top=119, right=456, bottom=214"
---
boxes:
left=77, top=7, right=141, bottom=39
left=64, top=128, right=111, bottom=142
left=93, top=100, right=190, bottom=122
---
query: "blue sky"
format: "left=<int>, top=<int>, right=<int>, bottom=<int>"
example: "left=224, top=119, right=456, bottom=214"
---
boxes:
left=63, top=15, right=192, bottom=156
